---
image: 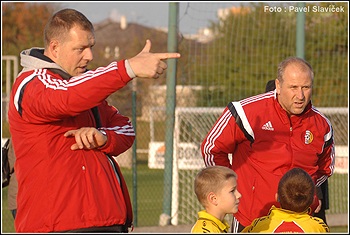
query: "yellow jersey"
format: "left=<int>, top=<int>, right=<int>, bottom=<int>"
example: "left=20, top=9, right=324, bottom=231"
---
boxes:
left=191, top=210, right=230, bottom=233
left=242, top=206, right=330, bottom=233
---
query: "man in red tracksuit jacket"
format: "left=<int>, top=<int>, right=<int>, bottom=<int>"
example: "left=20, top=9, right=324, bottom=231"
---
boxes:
left=201, top=57, right=334, bottom=233
left=8, top=9, right=180, bottom=233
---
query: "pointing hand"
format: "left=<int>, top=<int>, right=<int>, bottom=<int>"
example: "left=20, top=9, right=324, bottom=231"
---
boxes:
left=128, top=39, right=181, bottom=79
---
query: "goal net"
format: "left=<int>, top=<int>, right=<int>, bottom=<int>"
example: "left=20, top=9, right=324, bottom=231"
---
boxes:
left=170, top=106, right=348, bottom=225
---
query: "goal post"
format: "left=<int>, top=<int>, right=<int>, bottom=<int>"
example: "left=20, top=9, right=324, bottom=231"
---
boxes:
left=171, top=107, right=226, bottom=225
left=170, top=107, right=222, bottom=225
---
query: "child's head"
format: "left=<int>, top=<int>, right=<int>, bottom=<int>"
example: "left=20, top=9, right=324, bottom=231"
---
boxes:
left=277, top=167, right=315, bottom=212
left=194, top=166, right=241, bottom=214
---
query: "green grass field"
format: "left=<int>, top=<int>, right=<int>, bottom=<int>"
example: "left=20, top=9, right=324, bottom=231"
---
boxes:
left=2, top=164, right=348, bottom=233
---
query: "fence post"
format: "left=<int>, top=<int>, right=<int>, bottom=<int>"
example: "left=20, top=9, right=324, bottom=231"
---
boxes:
left=2, top=55, right=18, bottom=122
left=131, top=78, right=138, bottom=226
left=160, top=2, right=179, bottom=226
left=296, top=2, right=305, bottom=58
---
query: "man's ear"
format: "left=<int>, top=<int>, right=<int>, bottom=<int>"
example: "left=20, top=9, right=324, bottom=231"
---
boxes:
left=49, top=39, right=60, bottom=58
left=275, top=193, right=279, bottom=202
left=207, top=192, right=218, bottom=206
left=276, top=79, right=281, bottom=95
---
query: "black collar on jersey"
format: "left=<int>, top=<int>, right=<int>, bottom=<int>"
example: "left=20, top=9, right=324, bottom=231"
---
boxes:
left=29, top=49, right=72, bottom=80
left=47, top=68, right=72, bottom=80
left=29, top=48, right=53, bottom=63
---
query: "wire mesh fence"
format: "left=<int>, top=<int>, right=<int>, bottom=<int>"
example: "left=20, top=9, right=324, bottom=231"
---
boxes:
left=2, top=1, right=348, bottom=232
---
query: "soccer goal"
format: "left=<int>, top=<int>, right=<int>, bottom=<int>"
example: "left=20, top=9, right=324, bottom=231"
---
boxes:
left=170, top=107, right=223, bottom=225
left=170, top=106, right=348, bottom=225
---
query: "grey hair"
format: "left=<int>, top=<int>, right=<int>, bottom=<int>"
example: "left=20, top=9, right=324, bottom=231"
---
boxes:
left=277, top=57, right=314, bottom=83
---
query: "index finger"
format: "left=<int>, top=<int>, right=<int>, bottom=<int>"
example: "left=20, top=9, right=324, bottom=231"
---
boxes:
left=64, top=130, right=76, bottom=137
left=155, top=53, right=181, bottom=60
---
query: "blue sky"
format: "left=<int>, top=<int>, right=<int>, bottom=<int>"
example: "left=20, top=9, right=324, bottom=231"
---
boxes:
left=61, top=1, right=243, bottom=35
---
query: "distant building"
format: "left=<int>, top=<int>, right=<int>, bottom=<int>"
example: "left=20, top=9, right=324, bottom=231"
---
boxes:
left=184, top=6, right=252, bottom=43
left=218, top=6, right=251, bottom=20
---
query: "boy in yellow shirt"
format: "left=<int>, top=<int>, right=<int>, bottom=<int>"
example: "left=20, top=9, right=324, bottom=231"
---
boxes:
left=191, top=166, right=242, bottom=233
left=242, top=167, right=329, bottom=233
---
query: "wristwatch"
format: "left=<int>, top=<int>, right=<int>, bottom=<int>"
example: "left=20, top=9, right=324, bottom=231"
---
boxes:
left=99, top=129, right=107, bottom=136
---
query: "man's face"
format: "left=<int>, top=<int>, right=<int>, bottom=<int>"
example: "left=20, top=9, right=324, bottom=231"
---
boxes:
left=276, top=64, right=313, bottom=116
left=56, top=25, right=95, bottom=76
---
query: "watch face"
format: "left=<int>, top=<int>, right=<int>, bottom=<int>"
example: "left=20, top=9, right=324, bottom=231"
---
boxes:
left=100, top=130, right=106, bottom=136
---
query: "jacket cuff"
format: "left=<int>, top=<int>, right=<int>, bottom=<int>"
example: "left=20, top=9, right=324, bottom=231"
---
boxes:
left=117, top=60, right=133, bottom=83
left=125, top=59, right=136, bottom=78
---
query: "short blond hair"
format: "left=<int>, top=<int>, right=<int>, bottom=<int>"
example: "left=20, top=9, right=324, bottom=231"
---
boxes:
left=44, top=8, right=94, bottom=48
left=194, top=166, right=237, bottom=207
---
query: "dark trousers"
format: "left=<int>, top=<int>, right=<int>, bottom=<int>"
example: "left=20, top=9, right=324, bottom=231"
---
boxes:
left=59, top=224, right=129, bottom=233
left=314, top=179, right=329, bottom=225
left=236, top=222, right=245, bottom=233
left=231, top=217, right=245, bottom=233
left=11, top=209, right=17, bottom=219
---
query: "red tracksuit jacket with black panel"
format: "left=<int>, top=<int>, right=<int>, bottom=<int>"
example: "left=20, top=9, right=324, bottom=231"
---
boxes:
left=201, top=91, right=334, bottom=227
left=8, top=48, right=134, bottom=232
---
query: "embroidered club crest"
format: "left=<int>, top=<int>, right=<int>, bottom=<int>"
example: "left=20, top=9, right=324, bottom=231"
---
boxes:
left=304, top=130, right=313, bottom=144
